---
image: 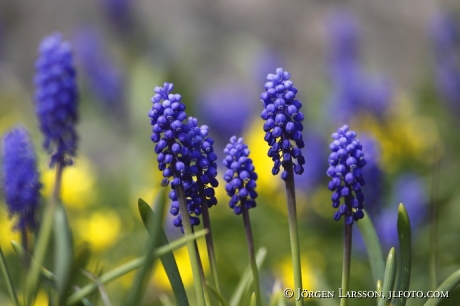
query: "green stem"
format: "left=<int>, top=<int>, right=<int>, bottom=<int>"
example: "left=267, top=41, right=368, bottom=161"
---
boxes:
left=21, top=227, right=30, bottom=268
left=25, top=161, right=64, bottom=305
left=429, top=148, right=439, bottom=291
left=283, top=160, right=303, bottom=306
left=242, top=206, right=262, bottom=306
left=0, top=246, right=20, bottom=306
left=340, top=223, right=352, bottom=306
left=199, top=186, right=222, bottom=301
left=176, top=184, right=206, bottom=306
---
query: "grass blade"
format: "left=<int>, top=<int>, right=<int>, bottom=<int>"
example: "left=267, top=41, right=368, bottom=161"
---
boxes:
left=124, top=193, right=167, bottom=306
left=424, top=269, right=460, bottom=306
left=206, top=281, right=230, bottom=306
left=66, top=228, right=207, bottom=305
left=138, top=198, right=189, bottom=306
left=379, top=247, right=396, bottom=306
left=357, top=209, right=385, bottom=285
left=392, top=204, right=412, bottom=306
left=230, top=247, right=267, bottom=306
left=0, top=246, right=20, bottom=306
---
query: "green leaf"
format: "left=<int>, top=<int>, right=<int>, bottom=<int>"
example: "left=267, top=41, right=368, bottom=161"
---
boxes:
left=54, top=203, right=74, bottom=306
left=25, top=194, right=58, bottom=305
left=138, top=198, right=189, bottom=305
left=66, top=229, right=207, bottom=305
left=250, top=292, right=257, bottom=306
left=392, top=204, right=412, bottom=306
left=357, top=209, right=385, bottom=285
left=206, top=281, right=230, bottom=306
left=230, top=247, right=267, bottom=306
left=423, top=269, right=460, bottom=306
left=379, top=247, right=397, bottom=306
left=0, top=246, right=20, bottom=306
left=124, top=193, right=168, bottom=306
left=268, top=282, right=286, bottom=306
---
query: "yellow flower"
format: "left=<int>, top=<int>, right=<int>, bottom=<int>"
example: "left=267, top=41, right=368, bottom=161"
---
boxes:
left=0, top=209, right=19, bottom=254
left=151, top=239, right=209, bottom=290
left=75, top=211, right=121, bottom=252
left=276, top=255, right=318, bottom=292
left=41, top=157, right=96, bottom=209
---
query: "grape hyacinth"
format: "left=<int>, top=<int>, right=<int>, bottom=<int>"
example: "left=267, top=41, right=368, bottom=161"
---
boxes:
left=223, top=136, right=258, bottom=215
left=34, top=33, right=78, bottom=167
left=2, top=127, right=42, bottom=231
left=327, top=125, right=366, bottom=225
left=260, top=68, right=305, bottom=179
left=149, top=82, right=219, bottom=231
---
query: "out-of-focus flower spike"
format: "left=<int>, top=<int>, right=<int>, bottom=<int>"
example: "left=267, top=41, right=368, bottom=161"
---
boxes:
left=2, top=127, right=42, bottom=231
left=34, top=33, right=78, bottom=167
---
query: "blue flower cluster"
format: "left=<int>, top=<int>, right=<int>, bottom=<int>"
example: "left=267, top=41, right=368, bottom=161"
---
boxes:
left=34, top=33, right=78, bottom=166
left=149, top=83, right=218, bottom=231
left=223, top=137, right=258, bottom=215
left=327, top=125, right=366, bottom=224
left=2, top=127, right=42, bottom=231
left=260, top=68, right=305, bottom=180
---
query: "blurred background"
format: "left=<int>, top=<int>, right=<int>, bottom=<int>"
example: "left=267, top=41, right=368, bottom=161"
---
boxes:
left=1, top=0, right=460, bottom=305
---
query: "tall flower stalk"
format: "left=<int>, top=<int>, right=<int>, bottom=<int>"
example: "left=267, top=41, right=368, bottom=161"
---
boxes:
left=259, top=68, right=305, bottom=305
left=223, top=136, right=261, bottom=305
left=148, top=82, right=216, bottom=305
left=326, top=125, right=366, bottom=306
left=24, top=32, right=79, bottom=305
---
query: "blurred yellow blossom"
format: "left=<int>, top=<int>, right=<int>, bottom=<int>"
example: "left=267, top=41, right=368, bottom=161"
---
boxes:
left=151, top=239, right=209, bottom=290
left=0, top=209, right=20, bottom=254
left=276, top=255, right=317, bottom=292
left=354, top=94, right=442, bottom=173
left=75, top=211, right=121, bottom=252
left=41, top=157, right=96, bottom=209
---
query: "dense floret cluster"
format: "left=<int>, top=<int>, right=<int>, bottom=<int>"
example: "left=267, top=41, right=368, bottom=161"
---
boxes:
left=326, top=125, right=366, bottom=224
left=2, top=127, right=42, bottom=230
left=260, top=68, right=305, bottom=180
left=223, top=137, right=258, bottom=215
left=34, top=33, right=78, bottom=166
left=149, top=83, right=218, bottom=231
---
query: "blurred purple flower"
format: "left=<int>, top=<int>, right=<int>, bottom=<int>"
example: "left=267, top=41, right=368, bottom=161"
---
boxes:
left=198, top=81, right=252, bottom=143
left=326, top=10, right=391, bottom=121
left=360, top=134, right=383, bottom=217
left=295, top=130, right=326, bottom=193
left=34, top=33, right=78, bottom=166
left=430, top=12, right=460, bottom=110
left=2, top=127, right=42, bottom=231
left=73, top=28, right=126, bottom=120
left=375, top=173, right=427, bottom=250
left=99, top=0, right=134, bottom=33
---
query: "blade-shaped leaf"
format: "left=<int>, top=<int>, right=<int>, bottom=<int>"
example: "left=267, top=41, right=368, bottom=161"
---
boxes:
left=66, top=229, right=207, bottom=305
left=230, top=247, right=267, bottom=306
left=357, top=209, right=385, bottom=285
left=424, top=269, right=460, bottom=306
left=138, top=198, right=189, bottom=305
left=0, top=246, right=20, bottom=306
left=379, top=247, right=396, bottom=306
left=392, top=204, right=411, bottom=306
left=54, top=203, right=74, bottom=306
left=125, top=192, right=168, bottom=306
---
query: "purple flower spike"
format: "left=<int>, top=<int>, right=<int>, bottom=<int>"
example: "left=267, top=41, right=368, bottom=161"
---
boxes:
left=327, top=125, right=366, bottom=224
left=223, top=137, right=258, bottom=215
left=2, top=127, right=42, bottom=231
left=34, top=33, right=78, bottom=167
left=260, top=68, right=305, bottom=180
left=149, top=83, right=218, bottom=231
